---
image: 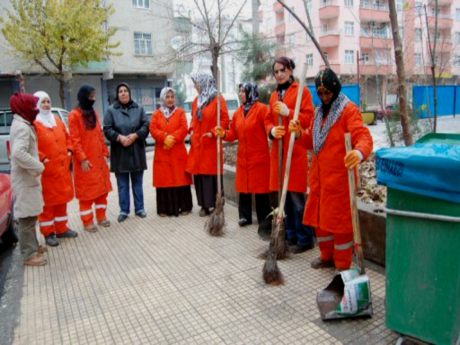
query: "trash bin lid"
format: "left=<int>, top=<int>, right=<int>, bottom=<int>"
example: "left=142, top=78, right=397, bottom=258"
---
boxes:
left=416, top=133, right=460, bottom=146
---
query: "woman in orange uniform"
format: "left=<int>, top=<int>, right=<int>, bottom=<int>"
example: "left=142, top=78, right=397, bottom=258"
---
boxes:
left=68, top=85, right=112, bottom=232
left=186, top=73, right=229, bottom=217
left=265, top=56, right=315, bottom=253
left=34, top=91, right=77, bottom=247
left=215, top=83, right=272, bottom=235
left=150, top=87, right=193, bottom=217
left=290, top=68, right=373, bottom=270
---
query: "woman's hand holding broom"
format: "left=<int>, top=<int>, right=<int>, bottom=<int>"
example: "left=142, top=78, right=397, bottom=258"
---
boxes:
left=214, top=126, right=226, bottom=139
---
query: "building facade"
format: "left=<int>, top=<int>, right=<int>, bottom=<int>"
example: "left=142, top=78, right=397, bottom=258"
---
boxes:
left=0, top=0, right=177, bottom=115
left=260, top=0, right=460, bottom=107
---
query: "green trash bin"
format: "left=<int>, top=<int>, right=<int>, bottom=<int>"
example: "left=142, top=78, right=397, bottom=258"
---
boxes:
left=377, top=134, right=460, bottom=345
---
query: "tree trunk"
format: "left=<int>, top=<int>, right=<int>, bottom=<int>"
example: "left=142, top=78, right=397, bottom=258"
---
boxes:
left=388, top=0, right=413, bottom=146
left=211, top=49, right=219, bottom=81
left=59, top=78, right=66, bottom=108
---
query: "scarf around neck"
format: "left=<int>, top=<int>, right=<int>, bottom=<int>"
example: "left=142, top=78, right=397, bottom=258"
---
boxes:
left=313, top=92, right=350, bottom=155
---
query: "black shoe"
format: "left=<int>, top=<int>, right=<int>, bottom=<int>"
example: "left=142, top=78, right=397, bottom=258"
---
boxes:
left=257, top=219, right=272, bottom=241
left=56, top=229, right=78, bottom=238
left=199, top=208, right=209, bottom=217
left=289, top=243, right=315, bottom=254
left=45, top=234, right=59, bottom=247
left=238, top=218, right=252, bottom=227
left=136, top=211, right=147, bottom=218
left=117, top=214, right=128, bottom=223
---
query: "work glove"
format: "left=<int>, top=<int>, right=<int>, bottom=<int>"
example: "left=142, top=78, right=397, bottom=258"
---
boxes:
left=273, top=101, right=290, bottom=117
left=214, top=126, right=226, bottom=138
left=344, top=150, right=363, bottom=169
left=164, top=135, right=176, bottom=149
left=288, top=120, right=302, bottom=138
left=270, top=125, right=286, bottom=139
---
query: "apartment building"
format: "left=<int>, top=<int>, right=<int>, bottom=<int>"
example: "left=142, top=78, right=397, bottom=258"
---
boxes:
left=0, top=0, right=180, bottom=114
left=261, top=0, right=460, bottom=107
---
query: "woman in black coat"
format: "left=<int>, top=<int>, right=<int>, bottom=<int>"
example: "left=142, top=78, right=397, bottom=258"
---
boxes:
left=103, top=83, right=150, bottom=222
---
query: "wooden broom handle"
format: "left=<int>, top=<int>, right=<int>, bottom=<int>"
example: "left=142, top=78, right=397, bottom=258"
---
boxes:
left=277, top=63, right=308, bottom=218
left=345, top=133, right=365, bottom=274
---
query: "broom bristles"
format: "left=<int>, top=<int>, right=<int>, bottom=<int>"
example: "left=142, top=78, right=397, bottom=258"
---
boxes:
left=205, top=194, right=225, bottom=236
left=258, top=216, right=289, bottom=260
left=262, top=240, right=284, bottom=285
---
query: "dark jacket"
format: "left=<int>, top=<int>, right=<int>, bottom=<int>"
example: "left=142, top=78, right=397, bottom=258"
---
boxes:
left=103, top=101, right=149, bottom=173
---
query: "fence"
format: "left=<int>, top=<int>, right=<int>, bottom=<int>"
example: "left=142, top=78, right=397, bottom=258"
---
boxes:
left=413, top=85, right=459, bottom=118
left=308, top=84, right=361, bottom=107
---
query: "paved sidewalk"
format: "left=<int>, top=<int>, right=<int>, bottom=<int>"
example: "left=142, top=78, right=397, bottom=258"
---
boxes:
left=13, top=153, right=398, bottom=345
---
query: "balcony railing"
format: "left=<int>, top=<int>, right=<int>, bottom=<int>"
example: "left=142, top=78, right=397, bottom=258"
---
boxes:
left=361, top=28, right=391, bottom=39
left=360, top=2, right=389, bottom=11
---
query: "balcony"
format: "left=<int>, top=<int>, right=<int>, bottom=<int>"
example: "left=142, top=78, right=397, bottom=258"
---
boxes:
left=319, top=31, right=340, bottom=47
left=427, top=40, right=453, bottom=53
left=360, top=36, right=392, bottom=49
left=427, top=15, right=453, bottom=30
left=359, top=3, right=390, bottom=23
left=319, top=1, right=340, bottom=20
left=360, top=64, right=393, bottom=75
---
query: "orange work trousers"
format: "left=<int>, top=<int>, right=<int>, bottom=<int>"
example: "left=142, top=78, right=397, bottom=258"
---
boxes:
left=79, top=194, right=108, bottom=226
left=316, top=228, right=354, bottom=270
left=39, top=203, right=69, bottom=237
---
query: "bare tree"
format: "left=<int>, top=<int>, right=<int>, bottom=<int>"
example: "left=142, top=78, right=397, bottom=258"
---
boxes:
left=388, top=0, right=413, bottom=146
left=187, top=0, right=248, bottom=80
left=424, top=3, right=439, bottom=132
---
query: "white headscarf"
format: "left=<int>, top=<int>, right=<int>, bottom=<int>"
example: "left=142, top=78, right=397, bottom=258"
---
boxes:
left=159, top=87, right=177, bottom=119
left=34, top=91, right=56, bottom=128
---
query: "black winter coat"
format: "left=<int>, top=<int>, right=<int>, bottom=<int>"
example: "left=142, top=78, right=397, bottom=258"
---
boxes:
left=103, top=101, right=149, bottom=173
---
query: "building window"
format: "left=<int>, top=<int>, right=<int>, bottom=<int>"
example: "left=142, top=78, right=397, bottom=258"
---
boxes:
left=456, top=32, right=460, bottom=45
left=306, top=53, right=313, bottom=66
left=455, top=55, right=460, bottom=67
left=133, top=0, right=149, bottom=9
left=345, top=22, right=354, bottom=36
left=345, top=50, right=354, bottom=64
left=375, top=49, right=389, bottom=64
left=456, top=8, right=460, bottom=22
left=415, top=1, right=423, bottom=15
left=415, top=28, right=422, bottom=42
left=322, top=23, right=329, bottom=34
left=396, top=0, right=403, bottom=11
left=345, top=0, right=353, bottom=7
left=415, top=53, right=422, bottom=67
left=362, top=53, right=370, bottom=64
left=306, top=0, right=312, bottom=12
left=134, top=32, right=152, bottom=55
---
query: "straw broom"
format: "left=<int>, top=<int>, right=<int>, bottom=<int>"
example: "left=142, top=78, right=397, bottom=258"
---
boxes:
left=263, top=63, right=308, bottom=285
left=206, top=67, right=225, bottom=236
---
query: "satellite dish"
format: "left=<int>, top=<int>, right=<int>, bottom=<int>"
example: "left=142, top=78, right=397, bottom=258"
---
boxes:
left=170, top=36, right=185, bottom=51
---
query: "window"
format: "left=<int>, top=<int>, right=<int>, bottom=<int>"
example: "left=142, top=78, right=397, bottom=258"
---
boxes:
left=455, top=55, right=460, bottom=67
left=415, top=28, right=422, bottom=42
left=362, top=53, right=370, bottom=64
left=345, top=21, right=354, bottom=36
left=132, top=0, right=149, bottom=9
left=345, top=0, right=353, bottom=7
left=396, top=0, right=403, bottom=11
left=345, top=50, right=354, bottom=64
left=306, top=53, right=313, bottom=66
left=322, top=23, right=329, bottom=34
left=375, top=49, right=389, bottom=64
left=456, top=32, right=460, bottom=45
left=456, top=8, right=460, bottom=21
left=415, top=53, right=422, bottom=67
left=134, top=32, right=152, bottom=55
left=415, top=1, right=422, bottom=15
left=305, top=0, right=312, bottom=12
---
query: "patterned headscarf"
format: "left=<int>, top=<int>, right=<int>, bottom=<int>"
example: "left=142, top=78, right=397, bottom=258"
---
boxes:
left=312, top=92, right=350, bottom=155
left=239, top=83, right=259, bottom=115
left=34, top=91, right=57, bottom=128
left=159, top=87, right=176, bottom=119
left=191, top=73, right=217, bottom=120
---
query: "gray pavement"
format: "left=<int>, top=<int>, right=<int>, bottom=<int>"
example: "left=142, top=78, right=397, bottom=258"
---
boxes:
left=11, top=152, right=398, bottom=345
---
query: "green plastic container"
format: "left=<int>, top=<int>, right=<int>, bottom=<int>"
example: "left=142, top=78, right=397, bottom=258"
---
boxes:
left=385, top=133, right=460, bottom=345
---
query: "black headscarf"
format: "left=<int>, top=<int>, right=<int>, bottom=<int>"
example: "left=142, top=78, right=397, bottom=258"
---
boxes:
left=239, top=83, right=259, bottom=116
left=115, top=82, right=133, bottom=108
left=315, top=68, right=342, bottom=117
left=77, top=85, right=97, bottom=129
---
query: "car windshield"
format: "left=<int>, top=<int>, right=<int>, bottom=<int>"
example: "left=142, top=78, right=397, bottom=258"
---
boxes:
left=183, top=102, right=192, bottom=112
left=227, top=100, right=239, bottom=110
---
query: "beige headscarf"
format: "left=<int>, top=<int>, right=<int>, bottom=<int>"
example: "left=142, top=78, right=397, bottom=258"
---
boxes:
left=34, top=91, right=56, bottom=128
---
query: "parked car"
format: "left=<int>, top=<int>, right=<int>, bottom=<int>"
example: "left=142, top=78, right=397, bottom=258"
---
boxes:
left=0, top=173, right=17, bottom=250
left=0, top=107, right=67, bottom=173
